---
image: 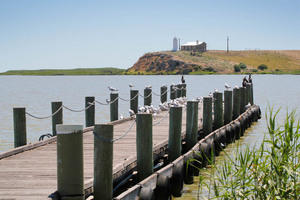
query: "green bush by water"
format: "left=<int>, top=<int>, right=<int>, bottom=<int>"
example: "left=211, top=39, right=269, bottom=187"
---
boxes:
left=191, top=108, right=300, bottom=199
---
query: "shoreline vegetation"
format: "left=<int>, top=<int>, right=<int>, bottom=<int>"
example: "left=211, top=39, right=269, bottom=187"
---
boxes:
left=190, top=108, right=300, bottom=199
left=1, top=50, right=300, bottom=75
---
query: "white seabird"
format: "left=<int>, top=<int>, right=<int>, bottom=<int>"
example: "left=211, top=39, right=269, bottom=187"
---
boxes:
left=108, top=86, right=118, bottom=93
left=225, top=83, right=231, bottom=90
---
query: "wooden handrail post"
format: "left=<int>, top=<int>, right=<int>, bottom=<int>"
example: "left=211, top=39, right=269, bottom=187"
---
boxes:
left=136, top=113, right=153, bottom=181
left=110, top=93, right=118, bottom=122
left=144, top=88, right=152, bottom=106
left=203, top=97, right=212, bottom=137
left=170, top=85, right=175, bottom=100
left=130, top=90, right=139, bottom=115
left=182, top=83, right=187, bottom=97
left=168, top=106, right=182, bottom=162
left=239, top=87, right=246, bottom=114
left=213, top=92, right=223, bottom=130
left=224, top=90, right=233, bottom=125
left=160, top=86, right=167, bottom=103
left=85, top=96, right=95, bottom=127
left=13, top=107, right=27, bottom=148
left=232, top=87, right=240, bottom=119
left=246, top=83, right=251, bottom=105
left=185, top=101, right=199, bottom=151
left=56, top=125, right=84, bottom=200
left=52, top=101, right=63, bottom=136
left=94, top=124, right=113, bottom=200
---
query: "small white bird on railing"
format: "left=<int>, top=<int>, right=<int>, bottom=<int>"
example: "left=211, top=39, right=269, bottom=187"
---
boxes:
left=129, top=83, right=134, bottom=89
left=106, top=99, right=110, bottom=104
left=129, top=109, right=135, bottom=117
left=214, top=88, right=219, bottom=93
left=171, top=83, right=175, bottom=86
left=234, top=85, right=239, bottom=89
left=209, top=92, right=213, bottom=98
left=245, top=102, right=251, bottom=109
left=138, top=106, right=146, bottom=113
left=145, top=85, right=152, bottom=89
left=225, top=83, right=231, bottom=90
left=152, top=112, right=157, bottom=118
left=196, top=97, right=203, bottom=102
left=108, top=86, right=118, bottom=93
left=119, top=114, right=124, bottom=120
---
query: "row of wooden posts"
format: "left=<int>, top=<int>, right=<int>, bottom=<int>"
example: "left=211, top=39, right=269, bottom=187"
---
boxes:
left=13, top=83, right=187, bottom=148
left=54, top=83, right=254, bottom=199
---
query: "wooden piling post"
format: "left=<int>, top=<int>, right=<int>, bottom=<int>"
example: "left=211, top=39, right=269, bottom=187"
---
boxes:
left=136, top=113, right=153, bottom=181
left=182, top=83, right=187, bottom=97
left=160, top=86, right=167, bottom=103
left=176, top=84, right=182, bottom=98
left=224, top=90, right=233, bottom=125
left=110, top=93, right=118, bottom=121
left=170, top=85, right=176, bottom=100
left=13, top=107, right=27, bottom=148
left=130, top=90, right=139, bottom=115
left=52, top=101, right=63, bottom=136
left=250, top=83, right=254, bottom=105
left=94, top=124, right=113, bottom=200
left=144, top=88, right=152, bottom=106
left=56, top=125, right=84, bottom=200
left=239, top=87, right=246, bottom=114
left=232, top=87, right=240, bottom=119
left=185, top=101, right=199, bottom=151
left=246, top=83, right=251, bottom=105
left=203, top=97, right=213, bottom=137
left=85, top=96, right=95, bottom=127
left=213, top=92, right=223, bottom=130
left=168, top=106, right=183, bottom=162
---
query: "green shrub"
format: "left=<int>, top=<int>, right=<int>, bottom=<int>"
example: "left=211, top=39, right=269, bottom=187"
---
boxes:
left=258, top=64, right=268, bottom=70
left=252, top=69, right=258, bottom=72
left=239, top=62, right=247, bottom=69
left=234, top=64, right=241, bottom=72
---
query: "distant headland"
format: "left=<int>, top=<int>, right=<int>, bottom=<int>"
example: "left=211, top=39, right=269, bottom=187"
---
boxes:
left=1, top=50, right=300, bottom=75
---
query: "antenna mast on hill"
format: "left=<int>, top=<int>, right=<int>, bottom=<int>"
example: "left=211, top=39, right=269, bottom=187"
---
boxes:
left=227, top=36, right=229, bottom=53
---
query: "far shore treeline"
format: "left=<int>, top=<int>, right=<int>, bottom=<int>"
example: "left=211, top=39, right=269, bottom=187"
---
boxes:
left=1, top=50, right=300, bottom=75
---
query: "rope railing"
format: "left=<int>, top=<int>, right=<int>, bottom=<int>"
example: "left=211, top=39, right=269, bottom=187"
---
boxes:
left=153, top=110, right=170, bottom=126
left=25, top=85, right=186, bottom=120
left=25, top=105, right=63, bottom=120
left=62, top=101, right=95, bottom=113
left=118, top=93, right=139, bottom=102
left=152, top=89, right=168, bottom=97
left=138, top=91, right=152, bottom=99
left=93, top=119, right=136, bottom=143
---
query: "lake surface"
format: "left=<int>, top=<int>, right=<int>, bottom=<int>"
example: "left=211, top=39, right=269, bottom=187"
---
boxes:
left=0, top=75, right=299, bottom=198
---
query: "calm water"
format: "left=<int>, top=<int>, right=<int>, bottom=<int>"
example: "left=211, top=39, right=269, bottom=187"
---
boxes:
left=0, top=75, right=299, bottom=198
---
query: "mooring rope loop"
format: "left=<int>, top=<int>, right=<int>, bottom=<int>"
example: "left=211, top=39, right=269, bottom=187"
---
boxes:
left=153, top=110, right=170, bottom=126
left=152, top=89, right=168, bottom=97
left=95, top=100, right=110, bottom=105
left=93, top=119, right=136, bottom=143
left=118, top=93, right=139, bottom=102
left=26, top=105, right=63, bottom=119
left=139, top=91, right=152, bottom=99
left=38, top=133, right=53, bottom=141
left=63, top=101, right=95, bottom=113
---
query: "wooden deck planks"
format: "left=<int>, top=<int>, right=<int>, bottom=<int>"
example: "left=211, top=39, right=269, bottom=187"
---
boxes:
left=0, top=108, right=201, bottom=200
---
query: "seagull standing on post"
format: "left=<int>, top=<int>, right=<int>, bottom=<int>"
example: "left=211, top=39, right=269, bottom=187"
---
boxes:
left=129, top=83, right=134, bottom=90
left=225, top=83, right=231, bottom=90
left=108, top=86, right=118, bottom=93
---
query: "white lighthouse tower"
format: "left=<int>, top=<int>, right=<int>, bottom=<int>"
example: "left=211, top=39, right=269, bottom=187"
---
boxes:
left=173, top=37, right=178, bottom=51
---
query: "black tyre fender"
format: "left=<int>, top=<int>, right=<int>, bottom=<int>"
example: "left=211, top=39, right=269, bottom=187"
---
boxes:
left=170, top=163, right=184, bottom=197
left=139, top=187, right=156, bottom=200
left=155, top=174, right=171, bottom=200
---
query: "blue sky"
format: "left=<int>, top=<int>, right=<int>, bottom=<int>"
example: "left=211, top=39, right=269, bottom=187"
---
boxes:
left=0, top=0, right=299, bottom=72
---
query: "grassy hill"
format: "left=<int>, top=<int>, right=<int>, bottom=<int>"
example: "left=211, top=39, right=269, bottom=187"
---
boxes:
left=0, top=67, right=126, bottom=75
left=126, top=50, right=300, bottom=75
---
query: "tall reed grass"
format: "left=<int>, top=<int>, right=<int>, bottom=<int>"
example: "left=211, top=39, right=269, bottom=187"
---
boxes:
left=192, top=108, right=300, bottom=199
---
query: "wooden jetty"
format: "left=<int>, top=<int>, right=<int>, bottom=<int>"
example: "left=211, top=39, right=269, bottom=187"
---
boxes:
left=0, top=82, right=256, bottom=199
left=0, top=109, right=194, bottom=199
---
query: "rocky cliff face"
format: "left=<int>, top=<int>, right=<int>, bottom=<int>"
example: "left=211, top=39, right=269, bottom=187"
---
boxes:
left=127, top=53, right=207, bottom=75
